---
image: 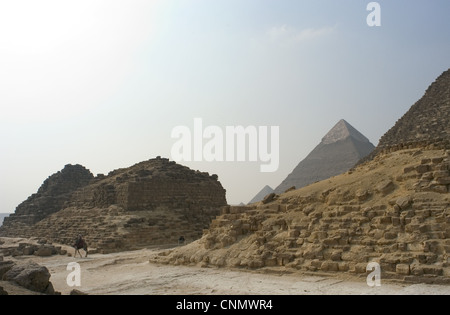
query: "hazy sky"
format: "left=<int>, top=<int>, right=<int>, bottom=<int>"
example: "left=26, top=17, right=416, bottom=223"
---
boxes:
left=1, top=0, right=450, bottom=212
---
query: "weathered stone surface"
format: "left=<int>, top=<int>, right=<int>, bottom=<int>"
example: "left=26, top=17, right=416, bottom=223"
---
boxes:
left=0, top=261, right=14, bottom=279
left=376, top=180, right=395, bottom=196
left=416, top=165, right=430, bottom=174
left=3, top=262, right=55, bottom=294
left=354, top=263, right=368, bottom=274
left=356, top=190, right=371, bottom=202
left=262, top=193, right=277, bottom=204
left=321, top=261, right=339, bottom=272
left=34, top=246, right=53, bottom=257
left=396, top=196, right=412, bottom=210
left=436, top=177, right=450, bottom=185
left=0, top=242, right=65, bottom=258
left=396, top=264, right=410, bottom=275
left=410, top=264, right=424, bottom=276
left=432, top=185, right=448, bottom=193
left=22, top=246, right=35, bottom=256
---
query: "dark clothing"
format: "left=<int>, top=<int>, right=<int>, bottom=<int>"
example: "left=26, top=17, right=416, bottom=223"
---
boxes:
left=75, top=237, right=85, bottom=249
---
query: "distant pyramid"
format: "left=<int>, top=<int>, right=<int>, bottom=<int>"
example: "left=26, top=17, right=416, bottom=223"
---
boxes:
left=361, top=68, right=450, bottom=164
left=274, top=120, right=375, bottom=194
left=248, top=185, right=274, bottom=204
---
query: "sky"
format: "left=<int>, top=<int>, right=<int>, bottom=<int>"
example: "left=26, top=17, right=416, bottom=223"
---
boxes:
left=1, top=0, right=450, bottom=212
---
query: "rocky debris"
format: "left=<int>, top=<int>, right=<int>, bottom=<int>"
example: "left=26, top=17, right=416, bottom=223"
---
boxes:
left=262, top=193, right=277, bottom=204
left=398, top=152, right=450, bottom=194
left=0, top=157, right=227, bottom=253
left=0, top=241, right=67, bottom=258
left=395, top=196, right=412, bottom=210
left=376, top=180, right=396, bottom=196
left=413, top=156, right=450, bottom=194
left=284, top=186, right=297, bottom=194
left=248, top=185, right=274, bottom=204
left=153, top=149, right=450, bottom=285
left=1, top=261, right=58, bottom=294
left=0, top=285, right=7, bottom=295
left=0, top=261, right=14, bottom=279
left=34, top=246, right=53, bottom=257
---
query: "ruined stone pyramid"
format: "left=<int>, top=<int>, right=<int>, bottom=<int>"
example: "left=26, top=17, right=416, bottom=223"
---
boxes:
left=248, top=185, right=274, bottom=204
left=0, top=157, right=227, bottom=252
left=274, top=119, right=375, bottom=194
left=6, top=164, right=94, bottom=225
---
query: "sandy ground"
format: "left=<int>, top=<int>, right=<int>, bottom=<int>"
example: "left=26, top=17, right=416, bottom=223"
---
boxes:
left=2, top=244, right=448, bottom=295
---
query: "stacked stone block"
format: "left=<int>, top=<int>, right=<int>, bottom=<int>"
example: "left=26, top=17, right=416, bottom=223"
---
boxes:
left=156, top=150, right=449, bottom=284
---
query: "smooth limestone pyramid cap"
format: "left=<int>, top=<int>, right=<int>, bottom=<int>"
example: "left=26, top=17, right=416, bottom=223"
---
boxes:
left=321, top=119, right=371, bottom=145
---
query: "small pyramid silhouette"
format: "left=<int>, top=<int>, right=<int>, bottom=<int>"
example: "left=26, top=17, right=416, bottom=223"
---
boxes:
left=274, top=120, right=375, bottom=194
left=248, top=185, right=274, bottom=204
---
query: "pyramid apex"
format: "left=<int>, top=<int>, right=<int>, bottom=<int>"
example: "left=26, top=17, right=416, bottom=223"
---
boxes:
left=321, top=119, right=370, bottom=145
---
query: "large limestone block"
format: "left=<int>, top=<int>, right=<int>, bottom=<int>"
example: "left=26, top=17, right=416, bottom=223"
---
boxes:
left=3, top=262, right=55, bottom=294
left=376, top=180, right=395, bottom=196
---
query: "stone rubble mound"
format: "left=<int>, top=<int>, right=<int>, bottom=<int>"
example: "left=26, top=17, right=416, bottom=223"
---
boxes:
left=153, top=149, right=449, bottom=284
left=0, top=157, right=227, bottom=253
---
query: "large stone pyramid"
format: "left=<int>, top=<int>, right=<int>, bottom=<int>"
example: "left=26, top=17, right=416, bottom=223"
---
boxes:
left=361, top=68, right=450, bottom=163
left=274, top=119, right=375, bottom=194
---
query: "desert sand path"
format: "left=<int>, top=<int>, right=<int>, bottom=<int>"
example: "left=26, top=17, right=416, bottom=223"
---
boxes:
left=12, top=248, right=447, bottom=295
